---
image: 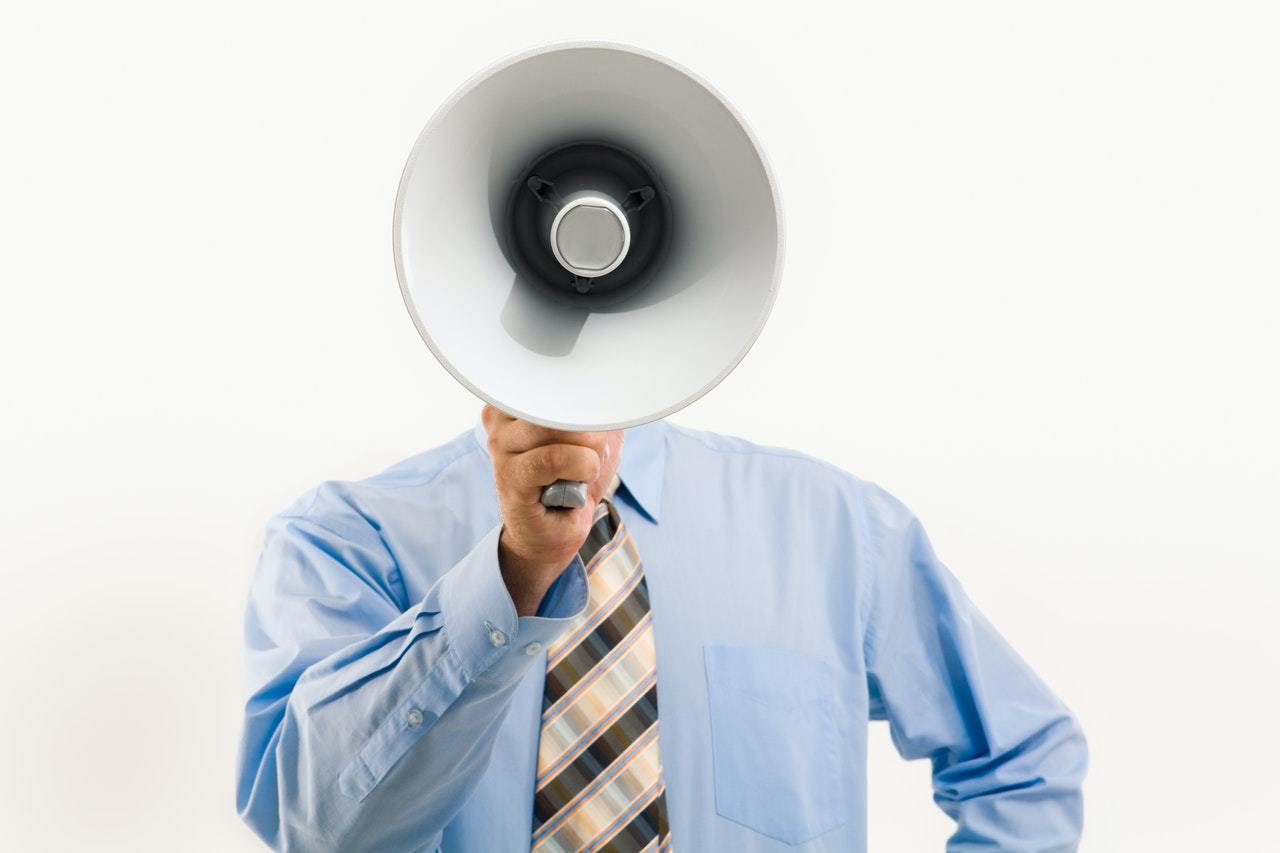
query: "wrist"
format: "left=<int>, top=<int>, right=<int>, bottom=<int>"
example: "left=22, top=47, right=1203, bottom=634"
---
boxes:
left=498, top=530, right=568, bottom=617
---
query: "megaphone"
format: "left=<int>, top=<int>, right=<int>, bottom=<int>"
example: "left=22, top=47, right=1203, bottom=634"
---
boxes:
left=394, top=41, right=783, bottom=507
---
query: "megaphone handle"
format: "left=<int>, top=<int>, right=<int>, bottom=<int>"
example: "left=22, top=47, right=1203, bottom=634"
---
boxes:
left=541, top=480, right=589, bottom=509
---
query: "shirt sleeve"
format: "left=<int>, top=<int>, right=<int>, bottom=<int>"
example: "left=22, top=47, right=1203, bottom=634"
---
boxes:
left=859, top=486, right=1088, bottom=851
left=235, top=509, right=588, bottom=852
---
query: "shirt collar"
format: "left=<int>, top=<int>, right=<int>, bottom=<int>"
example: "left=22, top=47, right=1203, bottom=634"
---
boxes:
left=472, top=417, right=666, bottom=523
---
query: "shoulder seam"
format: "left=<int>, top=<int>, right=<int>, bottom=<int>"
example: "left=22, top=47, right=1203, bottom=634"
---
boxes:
left=369, top=434, right=486, bottom=492
left=283, top=432, right=486, bottom=522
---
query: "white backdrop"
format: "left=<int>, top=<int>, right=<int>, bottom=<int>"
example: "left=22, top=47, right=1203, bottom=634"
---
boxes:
left=2, top=2, right=1277, bottom=850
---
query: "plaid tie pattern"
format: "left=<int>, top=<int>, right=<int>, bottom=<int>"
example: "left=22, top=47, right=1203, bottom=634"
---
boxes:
left=531, top=480, right=672, bottom=853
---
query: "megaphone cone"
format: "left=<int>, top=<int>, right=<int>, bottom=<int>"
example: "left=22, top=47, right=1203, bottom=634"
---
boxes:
left=394, top=42, right=783, bottom=505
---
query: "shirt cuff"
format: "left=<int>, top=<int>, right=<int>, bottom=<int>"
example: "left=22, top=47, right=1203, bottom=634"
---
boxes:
left=438, top=524, right=589, bottom=684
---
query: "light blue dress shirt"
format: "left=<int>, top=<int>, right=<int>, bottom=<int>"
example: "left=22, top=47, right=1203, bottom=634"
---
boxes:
left=237, top=419, right=1086, bottom=852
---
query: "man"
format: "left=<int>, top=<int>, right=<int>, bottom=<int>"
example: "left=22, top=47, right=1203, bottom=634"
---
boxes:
left=237, top=407, right=1087, bottom=851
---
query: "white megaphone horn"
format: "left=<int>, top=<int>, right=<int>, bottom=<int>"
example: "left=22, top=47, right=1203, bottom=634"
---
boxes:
left=394, top=42, right=784, bottom=508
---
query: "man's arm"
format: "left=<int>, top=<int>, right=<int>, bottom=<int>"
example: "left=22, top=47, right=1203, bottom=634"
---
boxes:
left=235, top=511, right=586, bottom=851
left=859, top=485, right=1088, bottom=851
left=236, top=411, right=624, bottom=851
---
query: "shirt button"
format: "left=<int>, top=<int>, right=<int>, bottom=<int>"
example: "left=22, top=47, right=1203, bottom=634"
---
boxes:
left=488, top=627, right=508, bottom=647
left=524, top=641, right=543, bottom=656
left=406, top=708, right=424, bottom=728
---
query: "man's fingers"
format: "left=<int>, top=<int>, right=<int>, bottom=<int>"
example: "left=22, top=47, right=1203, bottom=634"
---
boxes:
left=508, top=444, right=601, bottom=493
left=491, top=420, right=610, bottom=456
left=484, top=409, right=620, bottom=510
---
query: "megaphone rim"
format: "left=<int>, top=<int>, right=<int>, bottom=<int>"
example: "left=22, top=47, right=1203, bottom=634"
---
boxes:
left=392, top=39, right=786, bottom=432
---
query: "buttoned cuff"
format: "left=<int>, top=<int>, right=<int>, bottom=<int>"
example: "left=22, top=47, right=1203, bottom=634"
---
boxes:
left=438, top=524, right=589, bottom=684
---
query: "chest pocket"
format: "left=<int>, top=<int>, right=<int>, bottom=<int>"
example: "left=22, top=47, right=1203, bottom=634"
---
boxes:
left=704, top=644, right=849, bottom=846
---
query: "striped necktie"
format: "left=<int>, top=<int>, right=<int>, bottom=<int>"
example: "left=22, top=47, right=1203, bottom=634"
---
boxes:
left=531, top=480, right=672, bottom=853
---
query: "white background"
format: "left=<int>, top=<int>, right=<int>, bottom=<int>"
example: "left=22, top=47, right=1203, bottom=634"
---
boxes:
left=2, top=1, right=1277, bottom=850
